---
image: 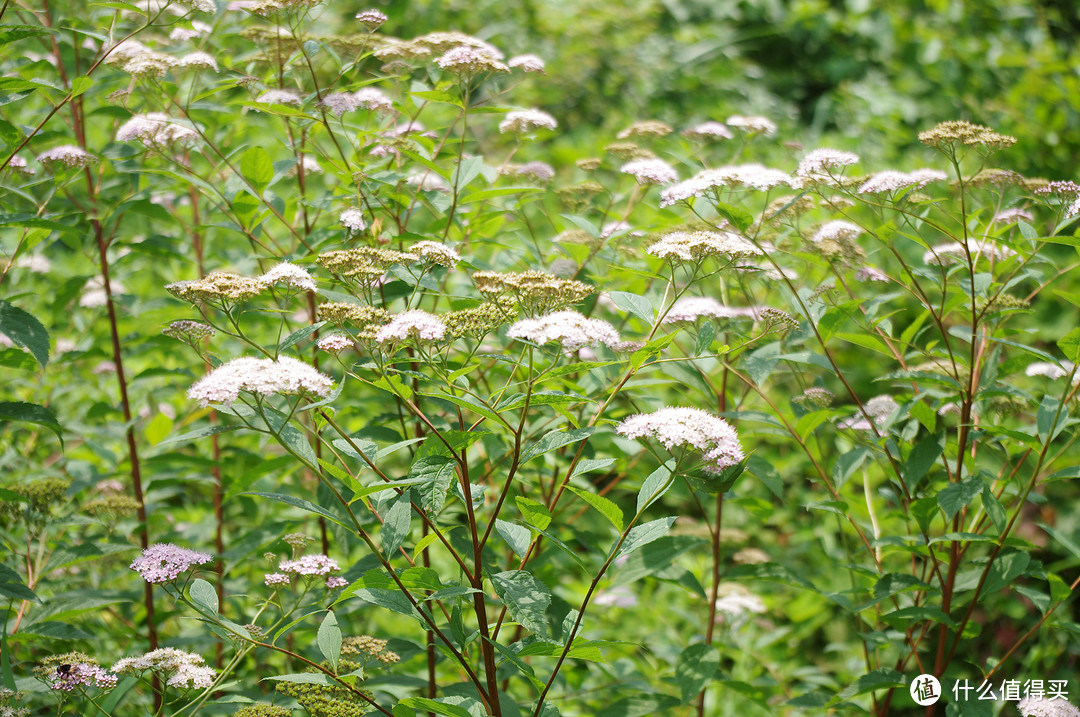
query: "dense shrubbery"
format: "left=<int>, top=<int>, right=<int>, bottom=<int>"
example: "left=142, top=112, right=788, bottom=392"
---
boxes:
left=3, top=1, right=1080, bottom=716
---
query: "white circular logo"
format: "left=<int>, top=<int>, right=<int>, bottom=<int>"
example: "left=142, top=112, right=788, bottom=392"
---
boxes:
left=910, top=674, right=942, bottom=706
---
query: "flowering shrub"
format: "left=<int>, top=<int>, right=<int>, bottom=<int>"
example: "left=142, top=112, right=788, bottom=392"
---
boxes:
left=3, top=1, right=1080, bottom=717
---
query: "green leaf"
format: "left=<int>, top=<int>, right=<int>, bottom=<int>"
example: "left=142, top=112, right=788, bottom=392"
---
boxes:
left=713, top=201, right=753, bottom=233
left=982, top=485, right=1007, bottom=535
left=397, top=698, right=475, bottom=717
left=189, top=578, right=218, bottom=614
left=825, top=669, right=905, bottom=707
left=937, top=478, right=982, bottom=521
left=344, top=588, right=420, bottom=618
left=279, top=322, right=326, bottom=351
left=143, top=412, right=173, bottom=446
left=264, top=673, right=336, bottom=685
left=491, top=570, right=551, bottom=637
left=244, top=492, right=351, bottom=529
left=694, top=321, right=715, bottom=355
left=566, top=485, right=623, bottom=532
left=596, top=695, right=681, bottom=717
left=1059, top=328, right=1080, bottom=363
left=70, top=76, right=94, bottom=97
left=1037, top=395, right=1067, bottom=443
left=636, top=463, right=673, bottom=513
left=157, top=424, right=241, bottom=446
left=0, top=25, right=50, bottom=47
left=0, top=300, right=49, bottom=367
left=411, top=455, right=456, bottom=514
left=495, top=519, right=531, bottom=558
left=0, top=565, right=37, bottom=602
left=521, top=427, right=594, bottom=464
left=241, top=146, right=274, bottom=193
left=903, top=435, right=942, bottom=491
left=0, top=401, right=62, bottom=447
left=607, top=291, right=654, bottom=324
left=617, top=517, right=676, bottom=558
left=382, top=492, right=413, bottom=555
left=516, top=497, right=551, bottom=531
left=317, top=610, right=341, bottom=673
left=676, top=644, right=720, bottom=704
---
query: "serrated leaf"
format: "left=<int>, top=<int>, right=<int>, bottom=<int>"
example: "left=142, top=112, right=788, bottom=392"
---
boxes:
left=714, top=201, right=753, bottom=233
left=0, top=401, right=62, bottom=447
left=317, top=610, right=341, bottom=672
left=566, top=485, right=623, bottom=532
left=516, top=497, right=551, bottom=531
left=410, top=456, right=456, bottom=514
left=903, top=435, right=942, bottom=491
left=0, top=300, right=49, bottom=367
left=491, top=570, right=551, bottom=637
left=676, top=643, right=720, bottom=704
left=70, top=76, right=93, bottom=97
left=636, top=463, right=673, bottom=513
left=825, top=669, right=904, bottom=707
left=0, top=565, right=37, bottom=602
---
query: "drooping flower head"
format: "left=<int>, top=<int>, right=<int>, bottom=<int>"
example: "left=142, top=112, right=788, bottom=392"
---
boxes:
left=616, top=406, right=744, bottom=474
left=116, top=113, right=198, bottom=147
left=130, top=543, right=213, bottom=584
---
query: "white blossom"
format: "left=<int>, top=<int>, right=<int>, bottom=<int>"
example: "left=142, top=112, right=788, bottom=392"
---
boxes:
left=499, top=109, right=558, bottom=134
left=1026, top=362, right=1071, bottom=379
left=187, top=356, right=334, bottom=406
left=339, top=208, right=366, bottom=232
left=279, top=554, right=340, bottom=576
left=839, top=395, right=898, bottom=431
left=508, top=54, right=545, bottom=72
left=507, top=310, right=622, bottom=351
left=616, top=406, right=744, bottom=474
left=682, top=121, right=732, bottom=140
left=726, top=115, right=776, bottom=136
left=923, top=239, right=1016, bottom=265
left=1017, top=696, right=1080, bottom=717
left=621, top=158, right=678, bottom=185
left=176, top=51, right=218, bottom=71
left=375, top=310, right=446, bottom=343
left=256, top=89, right=302, bottom=106
left=258, top=262, right=316, bottom=292
left=647, top=230, right=761, bottom=262
left=663, top=297, right=762, bottom=324
left=811, top=220, right=862, bottom=244
left=37, top=145, right=97, bottom=169
left=796, top=148, right=859, bottom=180
left=317, top=334, right=353, bottom=354
left=858, top=168, right=947, bottom=194
left=352, top=87, right=393, bottom=112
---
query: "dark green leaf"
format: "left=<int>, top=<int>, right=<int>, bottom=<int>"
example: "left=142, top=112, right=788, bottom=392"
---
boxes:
left=491, top=570, right=551, bottom=637
left=825, top=669, right=904, bottom=707
left=317, top=610, right=341, bottom=672
left=521, top=427, right=593, bottom=464
left=382, top=492, right=413, bottom=555
left=495, top=519, right=531, bottom=558
left=0, top=401, right=62, bottom=447
left=676, top=643, right=720, bottom=703
left=566, top=485, right=623, bottom=532
left=937, top=478, right=982, bottom=521
left=189, top=578, right=218, bottom=614
left=0, top=300, right=49, bottom=366
left=903, top=435, right=942, bottom=491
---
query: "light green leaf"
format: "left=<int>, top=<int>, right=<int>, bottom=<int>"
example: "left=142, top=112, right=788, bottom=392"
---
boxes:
left=0, top=300, right=49, bottom=367
left=566, top=485, right=623, bottom=532
left=317, top=610, right=341, bottom=673
left=617, top=517, right=675, bottom=558
left=241, top=146, right=274, bottom=193
left=189, top=579, right=218, bottom=614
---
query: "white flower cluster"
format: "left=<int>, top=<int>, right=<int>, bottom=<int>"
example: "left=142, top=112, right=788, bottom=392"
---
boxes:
left=923, top=239, right=1016, bottom=266
left=663, top=297, right=762, bottom=324
left=682, top=121, right=732, bottom=140
left=318, top=87, right=393, bottom=116
left=499, top=109, right=558, bottom=134
left=857, top=168, right=947, bottom=194
left=339, top=208, right=367, bottom=233
left=130, top=543, right=212, bottom=583
left=647, top=230, right=762, bottom=263
left=620, top=158, right=678, bottom=186
left=36, top=145, right=97, bottom=169
left=839, top=395, right=898, bottom=431
left=410, top=240, right=460, bottom=268
left=80, top=277, right=125, bottom=308
left=436, top=46, right=509, bottom=76
left=508, top=54, right=545, bottom=72
left=714, top=584, right=767, bottom=618
left=659, top=164, right=794, bottom=206
left=726, top=115, right=777, bottom=136
left=116, top=113, right=198, bottom=147
left=796, top=148, right=860, bottom=181
left=355, top=9, right=387, bottom=28
left=259, top=262, right=317, bottom=292
left=507, top=310, right=622, bottom=351
left=15, top=254, right=50, bottom=273
left=616, top=406, right=744, bottom=474
left=187, top=356, right=334, bottom=407
left=278, top=554, right=341, bottom=576
left=317, top=334, right=353, bottom=354
left=994, top=207, right=1034, bottom=224
left=1026, top=361, right=1072, bottom=380
left=811, top=221, right=863, bottom=244
left=375, top=310, right=447, bottom=343
left=111, top=648, right=216, bottom=690
left=256, top=89, right=302, bottom=106
left=1017, top=696, right=1080, bottom=717
left=176, top=51, right=218, bottom=71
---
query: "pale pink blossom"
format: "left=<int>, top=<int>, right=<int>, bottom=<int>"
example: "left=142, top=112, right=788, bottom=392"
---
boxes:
left=617, top=406, right=744, bottom=474
left=187, top=356, right=334, bottom=406
left=130, top=543, right=213, bottom=583
left=279, top=554, right=340, bottom=576
left=508, top=54, right=545, bottom=72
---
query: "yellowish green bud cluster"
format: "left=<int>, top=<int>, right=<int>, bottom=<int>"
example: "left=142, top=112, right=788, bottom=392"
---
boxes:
left=166, top=273, right=263, bottom=303
left=473, top=271, right=593, bottom=315
left=918, top=120, right=1017, bottom=150
left=316, top=303, right=392, bottom=338
left=442, top=298, right=518, bottom=338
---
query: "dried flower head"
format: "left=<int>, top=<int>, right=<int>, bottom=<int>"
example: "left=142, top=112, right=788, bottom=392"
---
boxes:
left=318, top=247, right=410, bottom=278
left=617, top=120, right=673, bottom=139
left=375, top=310, right=447, bottom=343
left=793, top=387, right=835, bottom=408
left=443, top=299, right=517, bottom=338
left=726, top=115, right=776, bottom=136
left=918, top=120, right=1017, bottom=151
left=499, top=109, right=557, bottom=134
left=163, top=320, right=215, bottom=344
left=342, top=635, right=401, bottom=664
left=576, top=157, right=602, bottom=171
left=188, top=356, right=333, bottom=407
left=36, top=145, right=97, bottom=170
left=317, top=302, right=392, bottom=338
left=839, top=395, right=898, bottom=431
left=621, top=158, right=678, bottom=185
left=473, top=270, right=593, bottom=314
left=682, top=121, right=732, bottom=141
left=647, top=230, right=762, bottom=263
left=617, top=406, right=745, bottom=474
left=923, top=238, right=1016, bottom=266
left=130, top=544, right=213, bottom=583
left=83, top=494, right=142, bottom=520
left=508, top=54, right=545, bottom=72
left=508, top=310, right=623, bottom=351
left=604, top=141, right=654, bottom=161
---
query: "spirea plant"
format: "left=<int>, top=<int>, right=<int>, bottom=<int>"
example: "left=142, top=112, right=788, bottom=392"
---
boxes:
left=3, top=1, right=1080, bottom=716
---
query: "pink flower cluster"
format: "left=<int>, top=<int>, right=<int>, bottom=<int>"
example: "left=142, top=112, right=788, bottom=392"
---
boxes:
left=130, top=543, right=212, bottom=584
